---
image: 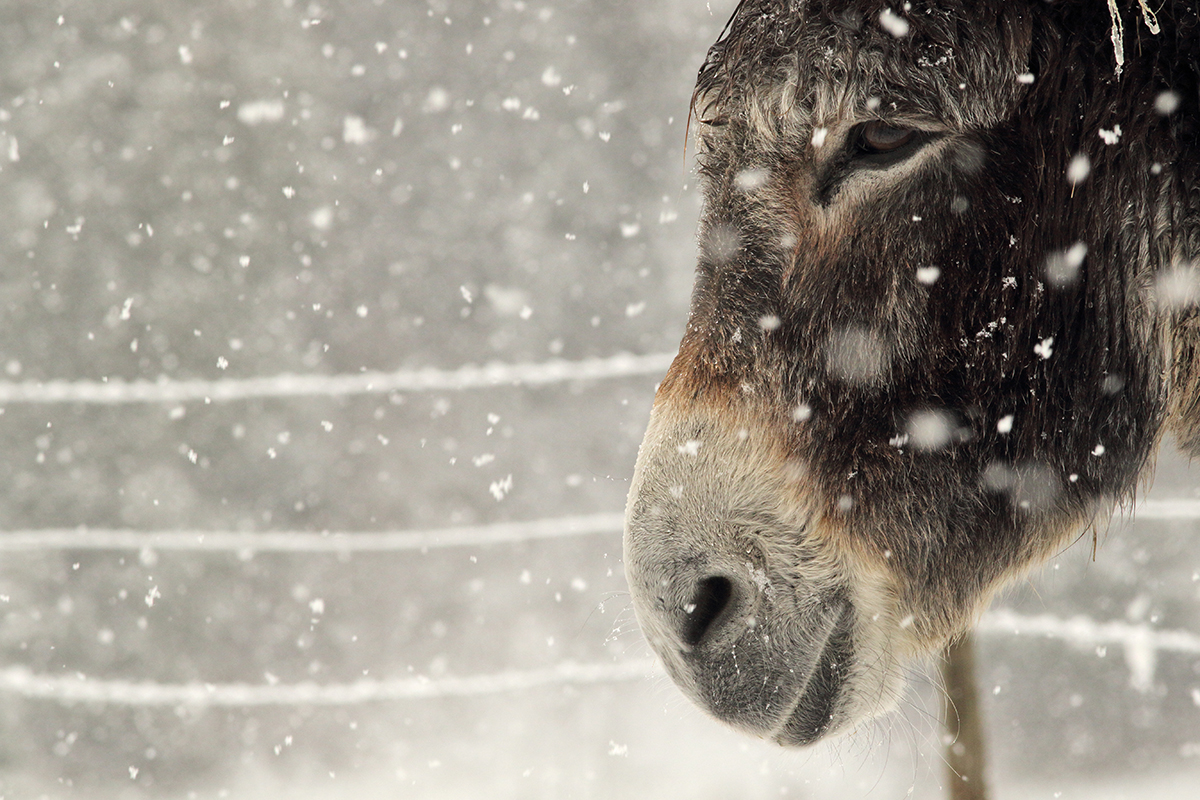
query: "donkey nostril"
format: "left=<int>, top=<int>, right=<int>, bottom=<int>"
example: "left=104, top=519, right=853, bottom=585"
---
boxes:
left=681, top=576, right=734, bottom=647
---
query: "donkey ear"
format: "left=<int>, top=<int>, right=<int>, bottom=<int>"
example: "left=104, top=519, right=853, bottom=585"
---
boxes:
left=1169, top=316, right=1200, bottom=457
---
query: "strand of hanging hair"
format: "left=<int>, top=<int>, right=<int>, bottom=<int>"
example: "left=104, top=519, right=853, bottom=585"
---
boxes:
left=0, top=351, right=677, bottom=405
left=1, top=500, right=1195, bottom=553
left=0, top=611, right=1196, bottom=708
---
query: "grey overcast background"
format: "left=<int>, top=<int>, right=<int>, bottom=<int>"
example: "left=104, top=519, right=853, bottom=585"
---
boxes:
left=0, top=1, right=1197, bottom=798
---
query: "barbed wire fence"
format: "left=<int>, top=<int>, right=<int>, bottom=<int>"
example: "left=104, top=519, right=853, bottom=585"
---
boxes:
left=1, top=352, right=1197, bottom=712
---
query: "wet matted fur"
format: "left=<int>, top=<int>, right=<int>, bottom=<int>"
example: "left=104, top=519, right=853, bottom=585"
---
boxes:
left=624, top=0, right=1200, bottom=745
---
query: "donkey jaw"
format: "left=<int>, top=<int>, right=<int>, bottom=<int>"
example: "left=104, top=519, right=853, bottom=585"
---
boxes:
left=623, top=402, right=913, bottom=745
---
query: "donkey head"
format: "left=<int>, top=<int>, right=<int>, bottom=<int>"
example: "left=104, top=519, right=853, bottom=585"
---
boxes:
left=625, top=0, right=1200, bottom=745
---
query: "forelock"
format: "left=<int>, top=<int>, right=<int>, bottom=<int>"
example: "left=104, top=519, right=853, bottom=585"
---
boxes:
left=693, top=0, right=1033, bottom=145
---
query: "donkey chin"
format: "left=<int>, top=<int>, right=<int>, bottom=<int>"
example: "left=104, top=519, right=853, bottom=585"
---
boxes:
left=625, top=402, right=927, bottom=745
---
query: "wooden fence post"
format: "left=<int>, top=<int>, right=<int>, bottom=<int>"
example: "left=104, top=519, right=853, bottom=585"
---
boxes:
left=941, top=631, right=990, bottom=800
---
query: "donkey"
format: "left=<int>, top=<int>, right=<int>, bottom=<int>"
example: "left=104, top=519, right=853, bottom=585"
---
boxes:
left=624, top=0, right=1200, bottom=746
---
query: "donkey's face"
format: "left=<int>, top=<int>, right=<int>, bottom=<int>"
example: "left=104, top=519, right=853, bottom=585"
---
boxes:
left=625, top=0, right=1196, bottom=745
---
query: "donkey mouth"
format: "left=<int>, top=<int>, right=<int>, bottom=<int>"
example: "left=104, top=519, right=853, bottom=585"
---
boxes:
left=771, top=604, right=855, bottom=746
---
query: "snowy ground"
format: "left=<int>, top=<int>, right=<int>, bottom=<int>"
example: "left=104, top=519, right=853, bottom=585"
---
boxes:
left=0, top=1, right=1197, bottom=797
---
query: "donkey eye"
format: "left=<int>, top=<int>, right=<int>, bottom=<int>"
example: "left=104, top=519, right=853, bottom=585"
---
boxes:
left=844, top=122, right=933, bottom=170
left=858, top=122, right=917, bottom=153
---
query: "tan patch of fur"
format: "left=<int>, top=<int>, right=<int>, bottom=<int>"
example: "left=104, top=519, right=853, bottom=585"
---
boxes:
left=627, top=396, right=922, bottom=736
left=1167, top=314, right=1200, bottom=454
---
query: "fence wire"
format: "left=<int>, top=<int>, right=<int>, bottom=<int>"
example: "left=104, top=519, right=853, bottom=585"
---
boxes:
left=0, top=513, right=625, bottom=553
left=1, top=611, right=1195, bottom=708
left=2, top=500, right=1195, bottom=553
left=0, top=660, right=660, bottom=708
left=0, top=352, right=676, bottom=405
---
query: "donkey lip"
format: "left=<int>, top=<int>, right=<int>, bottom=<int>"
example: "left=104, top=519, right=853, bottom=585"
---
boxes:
left=771, top=605, right=855, bottom=746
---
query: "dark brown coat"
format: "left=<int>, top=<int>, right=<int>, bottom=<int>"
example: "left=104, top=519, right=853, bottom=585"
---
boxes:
left=624, top=0, right=1200, bottom=745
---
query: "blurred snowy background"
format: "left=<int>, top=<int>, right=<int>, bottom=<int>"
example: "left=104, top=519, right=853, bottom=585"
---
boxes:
left=0, top=1, right=1196, bottom=798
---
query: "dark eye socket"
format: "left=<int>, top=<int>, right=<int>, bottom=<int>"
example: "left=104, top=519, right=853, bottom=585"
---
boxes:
left=858, top=121, right=917, bottom=153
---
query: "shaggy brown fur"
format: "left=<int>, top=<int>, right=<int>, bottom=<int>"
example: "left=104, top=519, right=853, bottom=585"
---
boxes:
left=624, top=0, right=1199, bottom=745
